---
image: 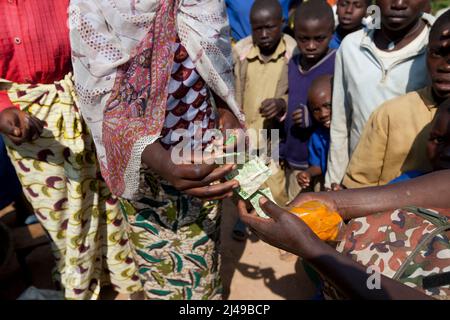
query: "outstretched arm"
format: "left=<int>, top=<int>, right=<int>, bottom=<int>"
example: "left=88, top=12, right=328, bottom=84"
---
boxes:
left=290, top=170, right=450, bottom=220
left=238, top=198, right=432, bottom=300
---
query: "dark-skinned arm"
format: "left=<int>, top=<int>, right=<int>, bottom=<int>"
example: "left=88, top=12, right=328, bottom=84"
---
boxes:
left=238, top=199, right=433, bottom=300
left=290, top=170, right=450, bottom=220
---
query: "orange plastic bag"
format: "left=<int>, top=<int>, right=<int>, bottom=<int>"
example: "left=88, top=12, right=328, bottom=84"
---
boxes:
left=290, top=201, right=344, bottom=241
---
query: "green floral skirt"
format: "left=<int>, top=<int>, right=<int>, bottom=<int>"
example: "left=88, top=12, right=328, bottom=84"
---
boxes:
left=120, top=167, right=222, bottom=300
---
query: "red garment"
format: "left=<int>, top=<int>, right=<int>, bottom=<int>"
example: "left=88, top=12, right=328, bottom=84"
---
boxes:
left=0, top=0, right=71, bottom=111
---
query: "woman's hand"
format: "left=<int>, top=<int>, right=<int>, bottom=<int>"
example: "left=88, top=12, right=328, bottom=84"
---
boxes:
left=142, top=142, right=239, bottom=201
left=237, top=198, right=328, bottom=260
left=0, top=108, right=44, bottom=145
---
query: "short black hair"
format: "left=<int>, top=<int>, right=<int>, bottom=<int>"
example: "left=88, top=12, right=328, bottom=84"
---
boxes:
left=295, top=0, right=335, bottom=31
left=250, top=0, right=283, bottom=22
left=430, top=9, right=450, bottom=41
left=308, top=74, right=334, bottom=107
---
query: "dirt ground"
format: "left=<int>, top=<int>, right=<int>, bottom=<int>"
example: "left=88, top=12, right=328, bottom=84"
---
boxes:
left=220, top=199, right=316, bottom=300
left=0, top=199, right=316, bottom=300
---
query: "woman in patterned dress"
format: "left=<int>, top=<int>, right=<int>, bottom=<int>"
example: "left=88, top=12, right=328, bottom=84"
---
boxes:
left=70, top=0, right=244, bottom=300
left=0, top=0, right=141, bottom=299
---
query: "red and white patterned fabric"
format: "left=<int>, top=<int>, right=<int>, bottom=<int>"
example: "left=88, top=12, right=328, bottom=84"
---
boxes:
left=160, top=41, right=216, bottom=150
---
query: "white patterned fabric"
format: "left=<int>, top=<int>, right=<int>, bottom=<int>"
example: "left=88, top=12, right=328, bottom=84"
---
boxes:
left=69, top=0, right=244, bottom=199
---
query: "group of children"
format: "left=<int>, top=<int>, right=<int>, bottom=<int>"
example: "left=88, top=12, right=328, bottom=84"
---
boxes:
left=231, top=0, right=450, bottom=239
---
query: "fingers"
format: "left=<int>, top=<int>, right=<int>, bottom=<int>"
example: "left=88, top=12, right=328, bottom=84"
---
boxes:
left=260, top=101, right=276, bottom=114
left=331, top=183, right=344, bottom=191
left=259, top=197, right=287, bottom=221
left=292, top=109, right=304, bottom=124
left=298, top=181, right=310, bottom=189
left=25, top=115, right=44, bottom=141
left=237, top=199, right=267, bottom=229
left=237, top=199, right=250, bottom=219
left=202, top=164, right=236, bottom=184
left=175, top=164, right=237, bottom=190
left=1, top=111, right=22, bottom=137
left=202, top=191, right=235, bottom=201
left=177, top=163, right=218, bottom=181
left=292, top=110, right=303, bottom=120
left=2, top=110, right=44, bottom=144
left=3, top=112, right=25, bottom=144
left=262, top=108, right=280, bottom=120
left=184, top=179, right=238, bottom=200
left=296, top=172, right=310, bottom=188
left=29, top=116, right=45, bottom=135
left=260, top=99, right=273, bottom=110
left=260, top=99, right=286, bottom=120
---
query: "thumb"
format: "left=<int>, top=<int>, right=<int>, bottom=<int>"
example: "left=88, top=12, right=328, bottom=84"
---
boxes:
left=259, top=197, right=286, bottom=221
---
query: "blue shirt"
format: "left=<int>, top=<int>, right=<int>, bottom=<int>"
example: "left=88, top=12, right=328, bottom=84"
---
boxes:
left=329, top=30, right=343, bottom=49
left=225, top=0, right=293, bottom=41
left=280, top=51, right=336, bottom=169
left=388, top=170, right=425, bottom=185
left=308, top=126, right=330, bottom=174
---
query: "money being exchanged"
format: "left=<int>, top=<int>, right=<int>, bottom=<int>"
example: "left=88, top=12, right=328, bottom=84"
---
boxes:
left=225, top=157, right=275, bottom=218
left=206, top=131, right=276, bottom=218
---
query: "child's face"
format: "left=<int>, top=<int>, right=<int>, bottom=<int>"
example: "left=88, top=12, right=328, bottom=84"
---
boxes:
left=308, top=87, right=332, bottom=128
left=376, top=0, right=428, bottom=32
left=336, top=0, right=368, bottom=31
left=294, top=18, right=333, bottom=64
left=251, top=9, right=283, bottom=56
left=427, top=104, right=450, bottom=171
left=427, top=22, right=450, bottom=101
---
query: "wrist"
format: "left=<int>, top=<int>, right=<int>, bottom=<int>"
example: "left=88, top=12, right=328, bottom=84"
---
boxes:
left=297, top=232, right=333, bottom=260
left=141, top=142, right=170, bottom=173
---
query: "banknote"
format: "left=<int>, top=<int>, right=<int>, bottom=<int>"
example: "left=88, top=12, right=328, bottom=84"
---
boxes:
left=249, top=188, right=275, bottom=219
left=226, top=157, right=272, bottom=200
